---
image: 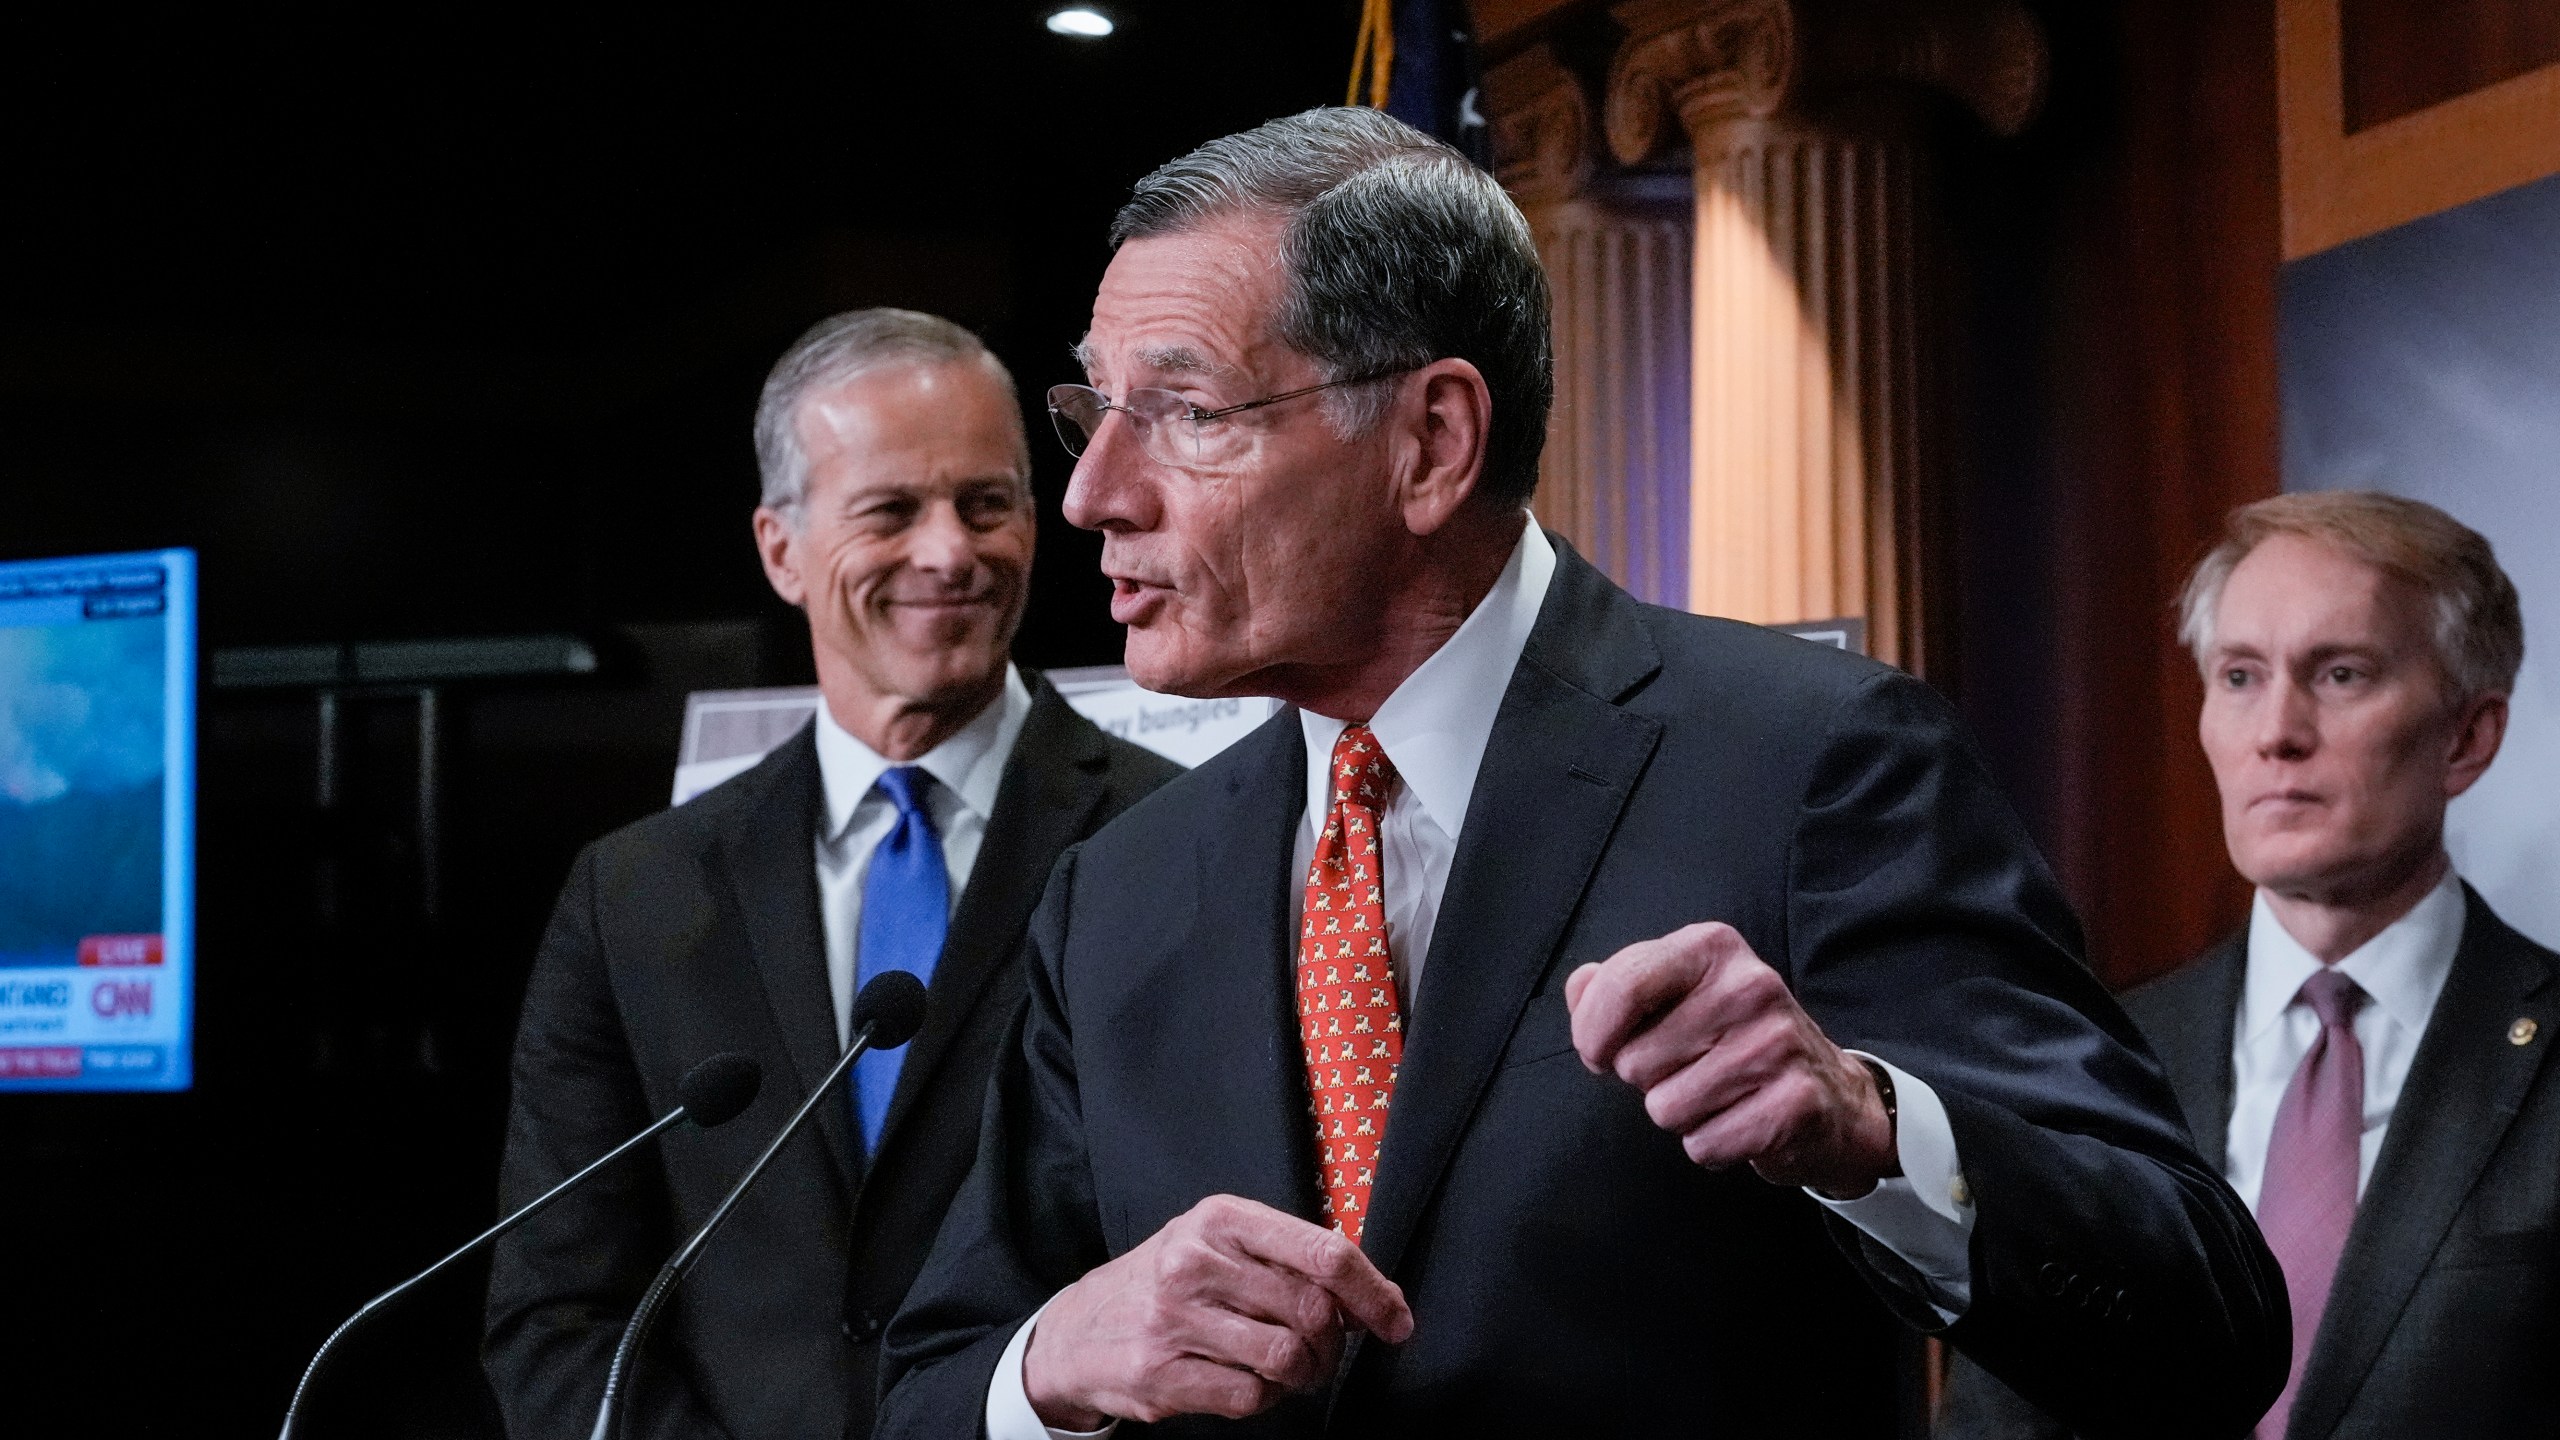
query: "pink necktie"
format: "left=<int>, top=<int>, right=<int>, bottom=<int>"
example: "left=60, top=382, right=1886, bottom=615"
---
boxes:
left=2254, top=968, right=2366, bottom=1440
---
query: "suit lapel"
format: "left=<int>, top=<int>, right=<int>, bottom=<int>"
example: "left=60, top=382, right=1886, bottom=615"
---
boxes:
left=1356, top=540, right=1663, bottom=1285
left=2142, top=936, right=2242, bottom=1169
left=2286, top=887, right=2559, bottom=1440
left=714, top=724, right=862, bottom=1193
left=1180, top=709, right=1327, bottom=1219
left=872, top=678, right=1111, bottom=1160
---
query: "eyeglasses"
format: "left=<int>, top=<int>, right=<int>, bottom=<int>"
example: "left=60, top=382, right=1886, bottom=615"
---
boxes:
left=1045, top=367, right=1412, bottom=470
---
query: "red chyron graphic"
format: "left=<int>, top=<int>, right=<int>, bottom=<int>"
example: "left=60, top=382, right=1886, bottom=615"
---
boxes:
left=1296, top=724, right=1405, bottom=1247
left=79, top=934, right=163, bottom=967
left=0, top=1048, right=83, bottom=1078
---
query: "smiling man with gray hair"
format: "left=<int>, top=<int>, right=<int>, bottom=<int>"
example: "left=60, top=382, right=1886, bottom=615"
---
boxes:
left=484, top=308, right=1177, bottom=1440
left=878, top=108, right=2285, bottom=1439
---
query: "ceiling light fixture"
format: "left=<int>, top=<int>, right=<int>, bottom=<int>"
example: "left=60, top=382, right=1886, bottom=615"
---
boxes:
left=1045, top=7, right=1113, bottom=38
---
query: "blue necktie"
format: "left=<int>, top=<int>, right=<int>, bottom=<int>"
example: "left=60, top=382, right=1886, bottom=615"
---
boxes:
left=852, top=766, right=946, bottom=1154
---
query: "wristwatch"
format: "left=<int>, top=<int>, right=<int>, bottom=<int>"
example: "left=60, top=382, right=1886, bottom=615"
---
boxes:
left=1854, top=1053, right=1897, bottom=1138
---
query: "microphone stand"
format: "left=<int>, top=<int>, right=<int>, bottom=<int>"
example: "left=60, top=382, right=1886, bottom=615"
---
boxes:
left=277, top=1107, right=690, bottom=1440
left=587, top=1017, right=886, bottom=1440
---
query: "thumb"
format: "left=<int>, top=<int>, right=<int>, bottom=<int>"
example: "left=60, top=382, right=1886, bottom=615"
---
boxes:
left=1563, top=963, right=1600, bottom=1013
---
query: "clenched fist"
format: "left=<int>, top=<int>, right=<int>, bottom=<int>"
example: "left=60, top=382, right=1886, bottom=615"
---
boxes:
left=1022, top=1194, right=1415, bottom=1429
left=1566, top=921, right=1898, bottom=1197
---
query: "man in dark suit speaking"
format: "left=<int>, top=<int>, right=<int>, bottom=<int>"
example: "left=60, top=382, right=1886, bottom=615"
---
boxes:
left=877, top=110, right=2285, bottom=1438
left=1945, top=491, right=2550, bottom=1440
left=482, top=309, right=1180, bottom=1439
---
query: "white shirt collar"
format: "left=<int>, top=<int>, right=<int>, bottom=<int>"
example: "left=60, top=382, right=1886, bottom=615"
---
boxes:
left=1300, top=519, right=1555, bottom=838
left=2240, top=867, right=2466, bottom=1042
left=814, top=663, right=1031, bottom=844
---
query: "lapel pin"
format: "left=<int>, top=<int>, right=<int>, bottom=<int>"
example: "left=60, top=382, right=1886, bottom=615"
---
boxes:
left=2509, top=1017, right=2539, bottom=1047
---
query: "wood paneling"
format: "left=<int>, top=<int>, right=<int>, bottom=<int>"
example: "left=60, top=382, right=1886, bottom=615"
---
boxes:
left=2341, top=0, right=2560, bottom=132
left=2281, top=0, right=2560, bottom=259
left=1989, top=0, right=2280, bottom=986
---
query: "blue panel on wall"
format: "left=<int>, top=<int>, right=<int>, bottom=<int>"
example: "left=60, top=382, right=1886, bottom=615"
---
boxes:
left=2281, top=171, right=2560, bottom=948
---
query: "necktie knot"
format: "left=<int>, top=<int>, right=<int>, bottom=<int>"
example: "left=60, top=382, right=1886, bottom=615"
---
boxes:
left=1330, top=724, right=1398, bottom=807
left=874, top=766, right=938, bottom=829
left=2298, top=967, right=2364, bottom=1031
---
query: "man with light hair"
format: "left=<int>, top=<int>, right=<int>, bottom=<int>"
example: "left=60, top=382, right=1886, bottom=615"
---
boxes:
left=484, top=309, right=1178, bottom=1439
left=1946, top=489, right=2558, bottom=1440
left=881, top=107, right=2285, bottom=1439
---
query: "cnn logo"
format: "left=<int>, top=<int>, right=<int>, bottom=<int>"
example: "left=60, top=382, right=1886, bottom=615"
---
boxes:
left=91, top=979, right=153, bottom=1020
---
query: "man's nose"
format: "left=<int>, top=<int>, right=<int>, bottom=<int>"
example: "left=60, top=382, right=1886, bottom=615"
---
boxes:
left=1061, top=409, right=1153, bottom=534
left=2256, top=674, right=2318, bottom=760
left=905, top=501, right=981, bottom=575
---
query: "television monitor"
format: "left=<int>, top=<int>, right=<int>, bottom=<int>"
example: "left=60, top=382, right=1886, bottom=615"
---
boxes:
left=0, top=548, right=195, bottom=1091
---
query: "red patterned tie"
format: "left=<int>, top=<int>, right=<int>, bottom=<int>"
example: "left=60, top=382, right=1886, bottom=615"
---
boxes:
left=1297, top=724, right=1405, bottom=1245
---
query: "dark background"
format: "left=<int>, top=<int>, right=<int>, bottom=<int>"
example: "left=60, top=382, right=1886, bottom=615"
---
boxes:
left=1, top=5, right=1359, bottom=1434
left=0, top=0, right=2300, bottom=1434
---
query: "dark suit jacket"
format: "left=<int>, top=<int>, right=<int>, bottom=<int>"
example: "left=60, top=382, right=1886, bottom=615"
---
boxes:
left=878, top=541, right=2286, bottom=1439
left=483, top=675, right=1181, bottom=1440
left=1944, top=885, right=2560, bottom=1440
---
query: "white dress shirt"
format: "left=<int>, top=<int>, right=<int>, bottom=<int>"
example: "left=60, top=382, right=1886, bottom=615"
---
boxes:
left=2225, top=870, right=2465, bottom=1212
left=813, top=665, right=1032, bottom=1048
left=988, top=522, right=1973, bottom=1439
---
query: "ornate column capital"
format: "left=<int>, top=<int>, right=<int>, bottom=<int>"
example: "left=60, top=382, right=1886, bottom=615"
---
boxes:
left=1604, top=0, right=2046, bottom=165
left=1484, top=44, right=1597, bottom=207
left=1604, top=0, right=1794, bottom=166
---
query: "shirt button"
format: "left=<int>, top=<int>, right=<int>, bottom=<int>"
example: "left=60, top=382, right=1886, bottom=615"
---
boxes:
left=1948, top=1174, right=1972, bottom=1208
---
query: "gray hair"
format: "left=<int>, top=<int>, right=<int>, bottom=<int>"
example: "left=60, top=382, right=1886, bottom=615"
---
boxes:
left=753, top=308, right=1026, bottom=515
left=1111, top=107, right=1553, bottom=509
left=2178, top=490, right=2525, bottom=704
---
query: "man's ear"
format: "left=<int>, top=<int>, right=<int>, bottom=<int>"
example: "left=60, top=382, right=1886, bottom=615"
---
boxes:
left=752, top=506, right=808, bottom=608
left=2444, top=690, right=2509, bottom=799
left=1395, top=358, right=1492, bottom=538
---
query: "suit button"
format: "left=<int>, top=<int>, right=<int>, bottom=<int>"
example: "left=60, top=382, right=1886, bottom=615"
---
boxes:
left=844, top=1311, right=883, bottom=1343
left=2038, top=1262, right=2067, bottom=1298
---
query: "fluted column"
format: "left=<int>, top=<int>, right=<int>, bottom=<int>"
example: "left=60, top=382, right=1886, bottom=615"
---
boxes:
left=1606, top=0, right=2043, bottom=670
left=1487, top=45, right=1693, bottom=609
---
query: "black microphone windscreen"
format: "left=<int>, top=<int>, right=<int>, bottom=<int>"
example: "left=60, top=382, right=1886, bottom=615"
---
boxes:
left=851, top=971, right=929, bottom=1050
left=677, top=1053, right=763, bottom=1128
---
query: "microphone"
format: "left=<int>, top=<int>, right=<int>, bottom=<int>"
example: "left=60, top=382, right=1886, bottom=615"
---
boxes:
left=276, top=1052, right=761, bottom=1440
left=589, top=971, right=928, bottom=1440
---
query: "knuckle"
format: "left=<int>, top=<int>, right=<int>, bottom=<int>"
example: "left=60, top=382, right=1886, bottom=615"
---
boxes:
left=1214, top=1374, right=1267, bottom=1419
left=1613, top=1050, right=1648, bottom=1088
left=1296, top=1285, right=1336, bottom=1334
left=1643, top=1083, right=1683, bottom=1130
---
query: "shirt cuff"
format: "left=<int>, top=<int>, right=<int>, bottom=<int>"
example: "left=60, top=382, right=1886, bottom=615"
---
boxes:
left=986, top=1294, right=1119, bottom=1440
left=1808, top=1055, right=1976, bottom=1321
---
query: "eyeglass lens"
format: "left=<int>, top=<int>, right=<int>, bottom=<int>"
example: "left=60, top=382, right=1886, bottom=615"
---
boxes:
left=1045, top=385, right=1201, bottom=467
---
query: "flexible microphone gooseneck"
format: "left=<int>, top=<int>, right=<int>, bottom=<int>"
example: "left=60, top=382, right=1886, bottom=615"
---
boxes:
left=589, top=970, right=929, bottom=1440
left=276, top=1051, right=761, bottom=1440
